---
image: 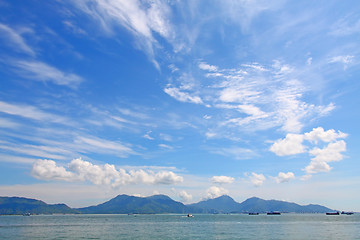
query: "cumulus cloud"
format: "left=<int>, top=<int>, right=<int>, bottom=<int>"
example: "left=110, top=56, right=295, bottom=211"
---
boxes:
left=275, top=172, right=295, bottom=183
left=198, top=62, right=218, bottom=71
left=211, top=176, right=235, bottom=184
left=305, top=140, right=346, bottom=174
left=269, top=133, right=305, bottom=156
left=270, top=127, right=348, bottom=177
left=31, top=158, right=183, bottom=187
left=304, top=127, right=347, bottom=144
left=32, top=159, right=75, bottom=181
left=248, top=172, right=266, bottom=187
left=206, top=186, right=229, bottom=199
left=178, top=190, right=192, bottom=203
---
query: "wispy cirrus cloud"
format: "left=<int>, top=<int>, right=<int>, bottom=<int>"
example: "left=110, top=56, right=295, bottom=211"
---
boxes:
left=167, top=61, right=334, bottom=135
left=164, top=86, right=203, bottom=104
left=209, top=146, right=256, bottom=160
left=73, top=0, right=176, bottom=68
left=0, top=23, right=35, bottom=56
left=10, top=60, right=83, bottom=88
left=330, top=14, right=360, bottom=36
left=31, top=158, right=183, bottom=186
left=0, top=101, right=71, bottom=124
left=74, top=135, right=137, bottom=158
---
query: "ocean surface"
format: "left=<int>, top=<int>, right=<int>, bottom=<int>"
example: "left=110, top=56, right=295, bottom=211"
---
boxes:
left=0, top=213, right=359, bottom=239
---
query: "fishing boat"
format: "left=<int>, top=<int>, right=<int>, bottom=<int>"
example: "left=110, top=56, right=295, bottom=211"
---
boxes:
left=326, top=212, right=340, bottom=215
left=341, top=211, right=354, bottom=215
left=267, top=211, right=281, bottom=215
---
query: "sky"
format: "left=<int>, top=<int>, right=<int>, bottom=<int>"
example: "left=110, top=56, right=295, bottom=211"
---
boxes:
left=0, top=0, right=359, bottom=211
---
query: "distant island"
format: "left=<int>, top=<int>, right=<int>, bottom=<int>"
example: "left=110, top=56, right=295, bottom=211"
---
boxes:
left=0, top=194, right=336, bottom=215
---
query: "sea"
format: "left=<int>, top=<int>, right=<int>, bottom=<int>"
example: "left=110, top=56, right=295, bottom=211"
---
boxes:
left=0, top=213, right=359, bottom=239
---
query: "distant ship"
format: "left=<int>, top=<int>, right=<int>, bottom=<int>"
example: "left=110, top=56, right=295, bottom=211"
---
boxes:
left=187, top=214, right=194, bottom=217
left=248, top=213, right=259, bottom=215
left=267, top=211, right=281, bottom=215
left=326, top=212, right=340, bottom=215
left=341, top=211, right=354, bottom=215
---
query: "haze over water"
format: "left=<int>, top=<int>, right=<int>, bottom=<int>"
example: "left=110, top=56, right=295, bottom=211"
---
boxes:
left=1, top=214, right=359, bottom=240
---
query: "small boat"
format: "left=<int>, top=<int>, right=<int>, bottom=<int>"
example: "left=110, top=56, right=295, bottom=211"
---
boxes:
left=187, top=214, right=194, bottom=217
left=341, top=211, right=354, bottom=215
left=248, top=213, right=259, bottom=215
left=23, top=212, right=31, bottom=216
left=326, top=212, right=340, bottom=215
left=267, top=211, right=281, bottom=215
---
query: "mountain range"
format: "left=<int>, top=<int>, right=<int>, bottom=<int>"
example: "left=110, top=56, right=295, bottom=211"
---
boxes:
left=0, top=195, right=334, bottom=215
left=0, top=197, right=78, bottom=215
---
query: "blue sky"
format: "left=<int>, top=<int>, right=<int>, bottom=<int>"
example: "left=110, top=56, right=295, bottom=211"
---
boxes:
left=0, top=0, right=360, bottom=210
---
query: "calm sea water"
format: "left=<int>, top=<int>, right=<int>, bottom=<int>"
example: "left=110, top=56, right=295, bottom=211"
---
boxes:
left=0, top=213, right=359, bottom=239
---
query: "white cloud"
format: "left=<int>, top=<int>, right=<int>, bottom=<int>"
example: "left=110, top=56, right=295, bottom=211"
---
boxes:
left=198, top=62, right=218, bottom=71
left=0, top=144, right=68, bottom=160
left=205, top=132, right=216, bottom=138
left=206, top=186, right=229, bottom=199
left=158, top=144, right=173, bottom=150
left=305, top=140, right=346, bottom=174
left=329, top=55, right=354, bottom=69
left=12, top=60, right=83, bottom=88
left=32, top=159, right=76, bottom=181
left=275, top=172, right=295, bottom=183
left=185, top=60, right=334, bottom=133
left=270, top=133, right=305, bottom=156
left=164, top=87, right=203, bottom=104
left=304, top=127, right=348, bottom=144
left=31, top=158, right=183, bottom=186
left=159, top=133, right=172, bottom=142
left=0, top=101, right=70, bottom=124
left=248, top=172, right=266, bottom=187
left=210, top=146, right=255, bottom=160
left=74, top=0, right=176, bottom=68
left=143, top=131, right=154, bottom=140
left=0, top=117, right=19, bottom=129
left=178, top=190, right=192, bottom=203
left=63, top=20, right=87, bottom=35
left=307, top=57, right=312, bottom=65
left=304, top=161, right=332, bottom=174
left=0, top=154, right=37, bottom=164
left=74, top=136, right=136, bottom=158
left=211, top=176, right=235, bottom=184
left=329, top=55, right=354, bottom=64
left=300, top=174, right=312, bottom=181
left=219, top=87, right=260, bottom=103
left=0, top=23, right=35, bottom=56
left=270, top=127, right=348, bottom=176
